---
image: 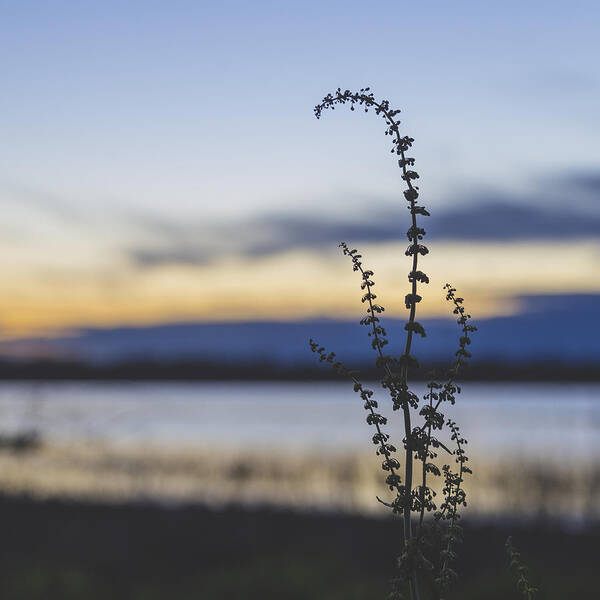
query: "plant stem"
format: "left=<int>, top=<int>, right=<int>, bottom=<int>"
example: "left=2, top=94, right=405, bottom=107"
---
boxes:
left=418, top=385, right=434, bottom=536
left=384, top=102, right=423, bottom=600
left=317, top=91, right=424, bottom=600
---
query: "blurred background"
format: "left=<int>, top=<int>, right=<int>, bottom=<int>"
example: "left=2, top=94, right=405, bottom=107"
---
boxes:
left=0, top=1, right=599, bottom=598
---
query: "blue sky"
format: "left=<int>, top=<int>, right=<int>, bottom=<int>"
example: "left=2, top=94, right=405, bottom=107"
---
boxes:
left=1, top=1, right=599, bottom=334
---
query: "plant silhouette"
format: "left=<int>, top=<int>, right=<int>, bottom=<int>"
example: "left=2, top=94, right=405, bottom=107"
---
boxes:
left=309, top=88, right=478, bottom=600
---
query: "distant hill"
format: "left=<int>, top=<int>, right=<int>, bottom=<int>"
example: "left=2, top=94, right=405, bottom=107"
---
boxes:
left=2, top=294, right=599, bottom=368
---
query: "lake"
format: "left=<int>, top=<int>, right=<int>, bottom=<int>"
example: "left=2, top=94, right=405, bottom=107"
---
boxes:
left=0, top=381, right=597, bottom=520
left=0, top=381, right=597, bottom=457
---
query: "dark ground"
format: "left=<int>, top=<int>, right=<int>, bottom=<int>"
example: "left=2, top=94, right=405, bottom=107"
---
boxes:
left=1, top=358, right=600, bottom=381
left=0, top=494, right=596, bottom=599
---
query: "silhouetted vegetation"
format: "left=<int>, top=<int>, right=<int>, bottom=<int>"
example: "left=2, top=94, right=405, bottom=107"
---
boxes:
left=0, top=495, right=594, bottom=600
left=0, top=358, right=599, bottom=381
left=0, top=360, right=600, bottom=381
left=0, top=430, right=41, bottom=453
left=303, top=87, right=595, bottom=598
left=309, top=88, right=483, bottom=599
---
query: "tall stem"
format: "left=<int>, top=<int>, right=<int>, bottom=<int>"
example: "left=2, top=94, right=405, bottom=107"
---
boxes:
left=316, top=90, right=424, bottom=600
left=381, top=101, right=423, bottom=600
left=418, top=385, right=434, bottom=536
left=390, top=101, right=423, bottom=600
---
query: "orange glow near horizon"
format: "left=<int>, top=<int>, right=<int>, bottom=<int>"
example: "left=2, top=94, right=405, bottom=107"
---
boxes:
left=1, top=240, right=599, bottom=339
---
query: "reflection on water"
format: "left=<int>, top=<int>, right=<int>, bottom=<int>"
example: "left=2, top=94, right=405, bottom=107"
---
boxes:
left=0, top=381, right=598, bottom=456
left=0, top=381, right=598, bottom=521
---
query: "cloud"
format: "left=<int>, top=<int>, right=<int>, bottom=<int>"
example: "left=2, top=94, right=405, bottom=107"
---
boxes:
left=430, top=200, right=600, bottom=240
left=566, top=172, right=600, bottom=195
left=129, top=247, right=214, bottom=268
left=243, top=202, right=600, bottom=251
left=0, top=182, right=86, bottom=224
left=245, top=215, right=400, bottom=256
left=125, top=170, right=600, bottom=268
left=124, top=211, right=405, bottom=267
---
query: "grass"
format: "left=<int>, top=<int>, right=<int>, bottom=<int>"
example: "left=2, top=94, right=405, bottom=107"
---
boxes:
left=0, top=494, right=596, bottom=599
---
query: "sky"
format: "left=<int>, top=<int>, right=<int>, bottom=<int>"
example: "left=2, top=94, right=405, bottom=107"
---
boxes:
left=1, top=1, right=599, bottom=337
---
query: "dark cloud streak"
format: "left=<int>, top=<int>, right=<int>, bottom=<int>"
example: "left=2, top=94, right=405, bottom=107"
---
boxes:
left=1, top=182, right=86, bottom=224
left=125, top=171, right=600, bottom=269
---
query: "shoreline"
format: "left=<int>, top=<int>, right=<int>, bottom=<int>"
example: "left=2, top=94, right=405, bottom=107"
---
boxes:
left=1, top=360, right=600, bottom=381
left=0, top=440, right=597, bottom=524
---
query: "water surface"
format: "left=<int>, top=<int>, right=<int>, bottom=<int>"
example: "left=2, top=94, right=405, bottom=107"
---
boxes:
left=0, top=381, right=597, bottom=462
